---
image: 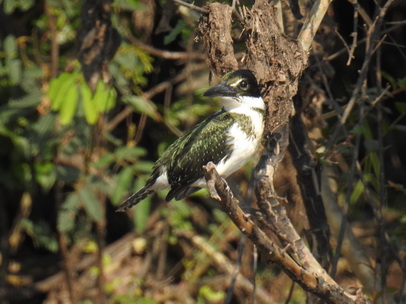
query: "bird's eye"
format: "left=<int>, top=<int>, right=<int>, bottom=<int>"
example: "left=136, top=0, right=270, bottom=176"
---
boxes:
left=239, top=80, right=248, bottom=89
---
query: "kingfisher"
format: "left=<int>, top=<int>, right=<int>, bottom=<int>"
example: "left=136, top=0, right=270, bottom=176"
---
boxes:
left=117, top=70, right=265, bottom=212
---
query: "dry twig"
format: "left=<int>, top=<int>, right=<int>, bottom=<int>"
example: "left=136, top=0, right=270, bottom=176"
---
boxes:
left=341, top=0, right=398, bottom=124
left=176, top=230, right=274, bottom=303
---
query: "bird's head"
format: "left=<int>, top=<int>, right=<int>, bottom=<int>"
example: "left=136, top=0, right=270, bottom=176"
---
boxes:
left=203, top=70, right=261, bottom=98
left=204, top=70, right=264, bottom=112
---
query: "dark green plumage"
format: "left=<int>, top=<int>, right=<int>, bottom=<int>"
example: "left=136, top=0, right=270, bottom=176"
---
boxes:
left=153, top=110, right=255, bottom=201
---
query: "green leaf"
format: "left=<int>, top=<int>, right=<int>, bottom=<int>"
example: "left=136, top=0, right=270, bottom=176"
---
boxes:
left=350, top=179, right=364, bottom=205
left=48, top=73, right=69, bottom=102
left=81, top=82, right=98, bottom=124
left=122, top=95, right=159, bottom=120
left=99, top=87, right=116, bottom=112
left=3, top=35, right=17, bottom=57
left=111, top=167, right=134, bottom=205
left=94, top=153, right=116, bottom=168
left=114, top=146, right=147, bottom=162
left=21, top=219, right=58, bottom=252
left=20, top=0, right=35, bottom=11
left=93, top=81, right=116, bottom=113
left=381, top=71, right=398, bottom=89
left=57, top=165, right=81, bottom=183
left=10, top=161, right=32, bottom=188
left=93, top=84, right=110, bottom=112
left=49, top=73, right=77, bottom=111
left=134, top=198, right=150, bottom=233
left=34, top=161, right=56, bottom=192
left=3, top=0, right=15, bottom=14
left=398, top=77, right=406, bottom=90
left=78, top=187, right=103, bottom=221
left=175, top=199, right=191, bottom=217
left=31, top=107, right=56, bottom=135
left=166, top=199, right=193, bottom=230
left=113, top=0, right=142, bottom=11
left=8, top=58, right=22, bottom=84
left=199, top=285, right=225, bottom=302
left=132, top=177, right=151, bottom=232
left=2, top=0, right=34, bottom=13
left=212, top=208, right=228, bottom=223
left=364, top=139, right=379, bottom=152
left=369, top=152, right=380, bottom=178
left=395, top=102, right=406, bottom=114
left=58, top=193, right=80, bottom=233
left=9, top=90, right=41, bottom=108
left=164, top=20, right=186, bottom=45
left=132, top=161, right=154, bottom=173
left=59, top=84, right=79, bottom=125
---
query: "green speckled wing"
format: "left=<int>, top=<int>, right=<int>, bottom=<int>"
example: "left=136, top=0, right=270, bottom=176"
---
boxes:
left=157, top=110, right=235, bottom=201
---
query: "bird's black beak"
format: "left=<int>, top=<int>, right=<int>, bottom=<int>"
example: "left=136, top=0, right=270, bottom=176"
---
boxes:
left=203, top=82, right=238, bottom=97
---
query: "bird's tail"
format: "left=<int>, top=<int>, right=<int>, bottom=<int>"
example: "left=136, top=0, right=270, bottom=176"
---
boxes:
left=116, top=186, right=154, bottom=212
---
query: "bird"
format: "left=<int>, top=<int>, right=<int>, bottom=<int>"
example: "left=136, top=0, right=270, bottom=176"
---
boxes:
left=116, top=69, right=265, bottom=212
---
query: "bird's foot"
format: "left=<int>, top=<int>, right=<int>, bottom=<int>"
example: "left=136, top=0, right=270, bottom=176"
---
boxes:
left=207, top=179, right=221, bottom=201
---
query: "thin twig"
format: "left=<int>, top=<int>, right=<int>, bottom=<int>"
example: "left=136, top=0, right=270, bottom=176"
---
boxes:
left=341, top=0, right=398, bottom=124
left=163, top=82, right=183, bottom=137
left=330, top=120, right=361, bottom=278
left=105, top=63, right=206, bottom=132
left=231, top=0, right=243, bottom=23
left=298, top=0, right=334, bottom=52
left=314, top=54, right=343, bottom=120
left=172, top=0, right=208, bottom=14
left=129, top=35, right=206, bottom=61
left=357, top=2, right=372, bottom=27
left=45, top=0, right=59, bottom=78
left=284, top=281, right=296, bottom=304
left=274, top=0, right=285, bottom=33
left=376, top=37, right=389, bottom=302
left=252, top=244, right=258, bottom=304
left=225, top=235, right=246, bottom=304
left=333, top=27, right=351, bottom=55
left=325, top=23, right=405, bottom=62
left=134, top=113, right=148, bottom=145
left=321, top=164, right=381, bottom=294
left=386, top=20, right=406, bottom=25
left=346, top=0, right=359, bottom=65
left=0, top=189, right=9, bottom=298
left=55, top=181, right=77, bottom=304
left=176, top=230, right=274, bottom=303
left=95, top=216, right=107, bottom=304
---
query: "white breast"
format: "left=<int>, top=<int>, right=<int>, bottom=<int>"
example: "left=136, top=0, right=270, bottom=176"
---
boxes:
left=192, top=98, right=265, bottom=188
left=216, top=108, right=264, bottom=178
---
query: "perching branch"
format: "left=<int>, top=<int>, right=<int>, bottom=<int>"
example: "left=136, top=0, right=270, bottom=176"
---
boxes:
left=203, top=162, right=370, bottom=304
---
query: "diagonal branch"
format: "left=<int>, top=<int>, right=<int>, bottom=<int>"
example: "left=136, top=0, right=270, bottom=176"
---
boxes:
left=171, top=0, right=208, bottom=14
left=298, top=0, right=334, bottom=52
left=203, top=162, right=370, bottom=304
